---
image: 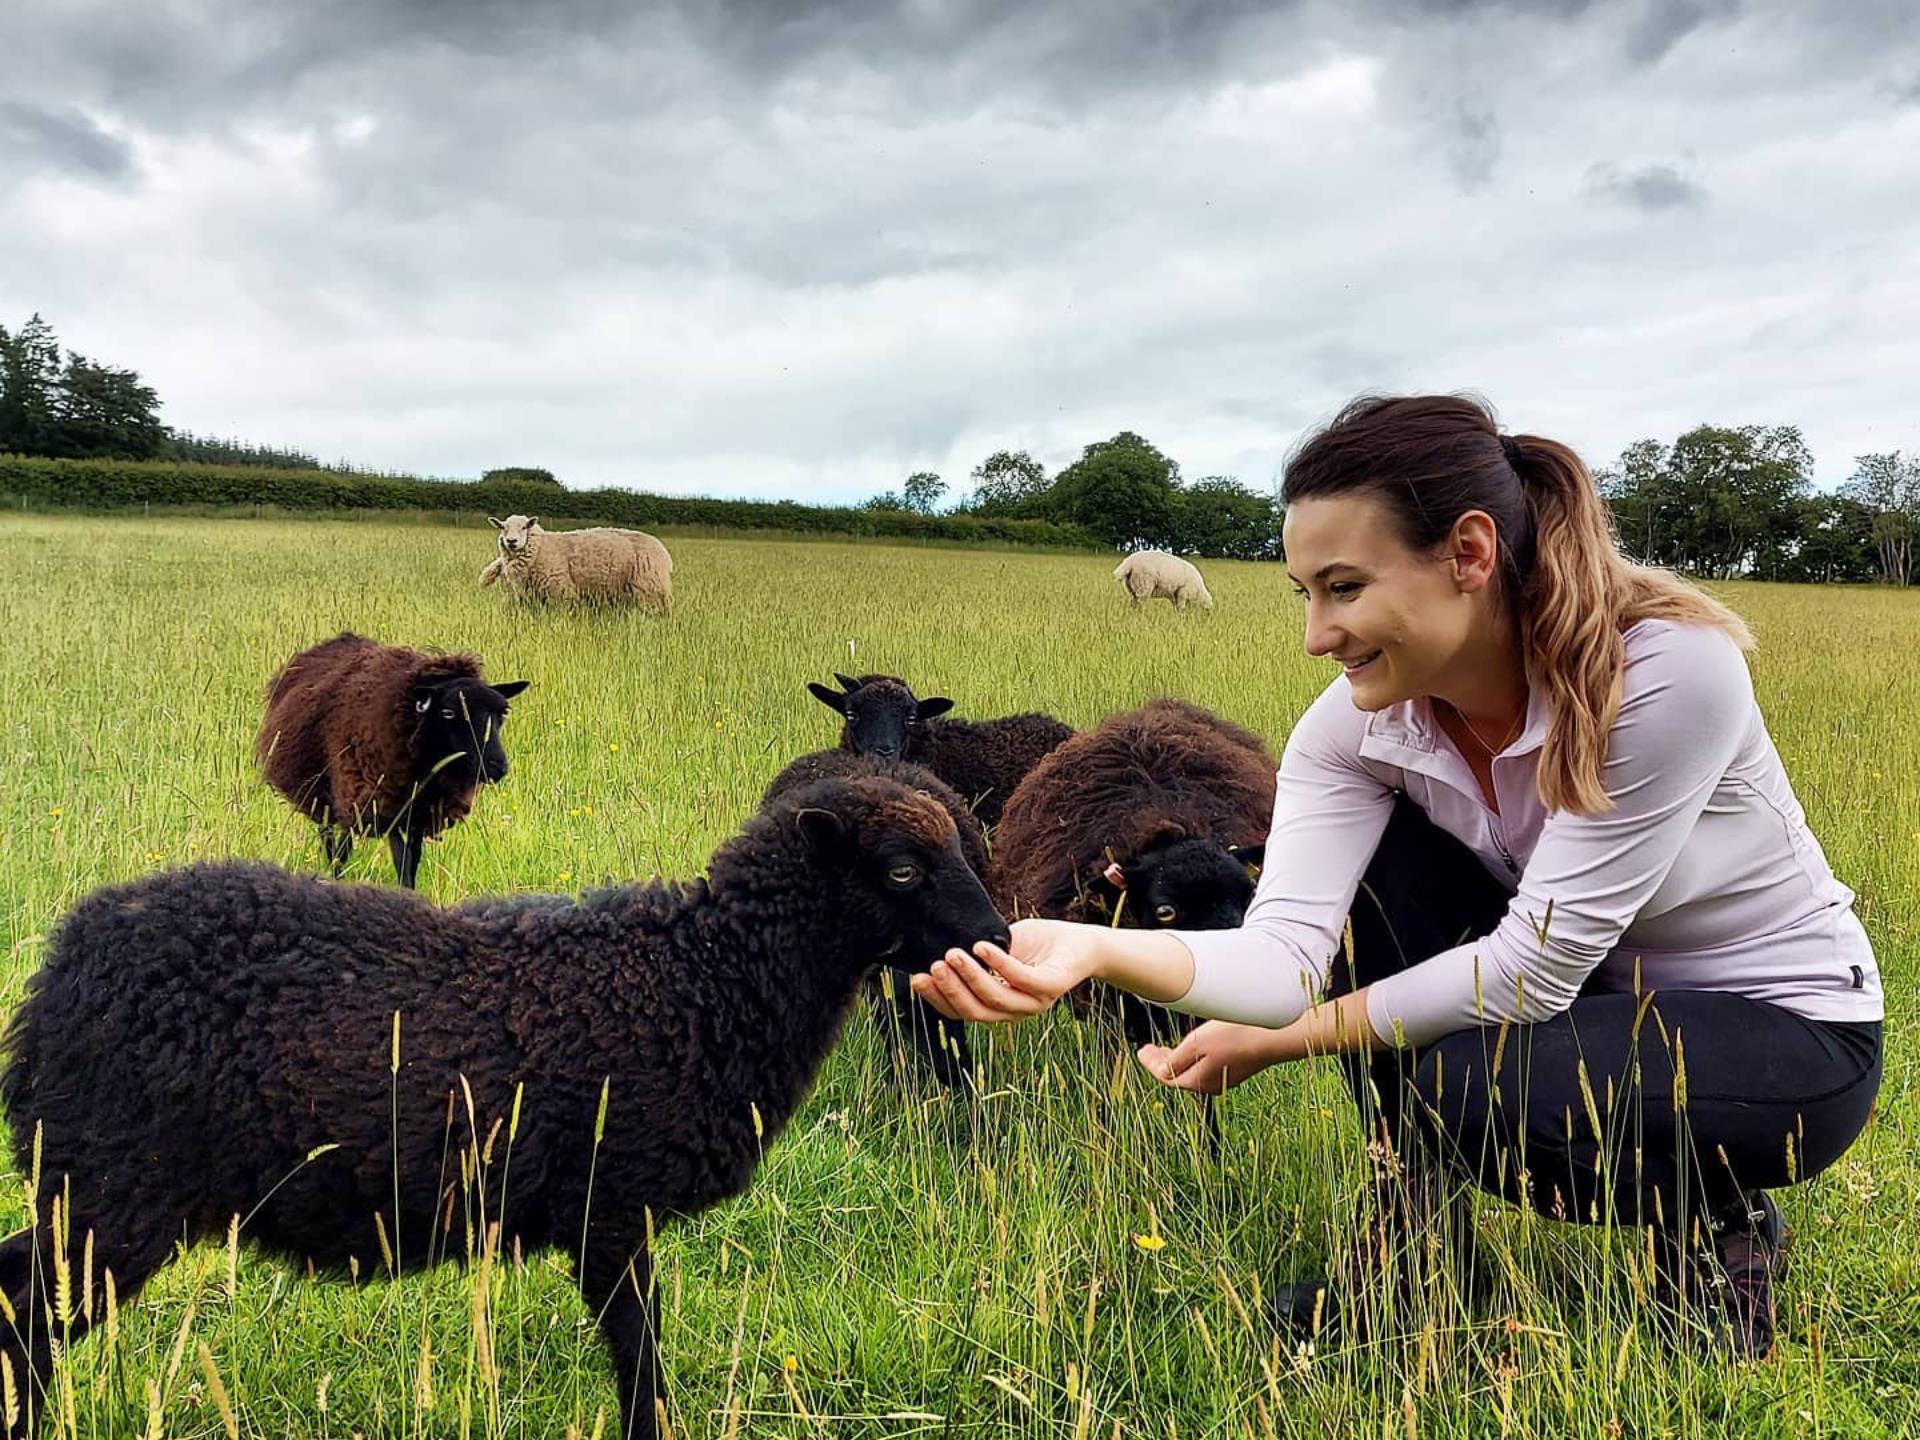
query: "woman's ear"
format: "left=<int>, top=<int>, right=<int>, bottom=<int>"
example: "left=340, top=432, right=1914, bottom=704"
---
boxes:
left=1447, top=510, right=1501, bottom=592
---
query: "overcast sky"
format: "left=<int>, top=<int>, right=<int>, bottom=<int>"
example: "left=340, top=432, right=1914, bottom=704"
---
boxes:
left=3, top=0, right=1916, bottom=503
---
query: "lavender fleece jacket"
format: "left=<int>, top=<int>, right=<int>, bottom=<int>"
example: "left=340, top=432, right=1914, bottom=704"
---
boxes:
left=1165, top=620, right=1883, bottom=1049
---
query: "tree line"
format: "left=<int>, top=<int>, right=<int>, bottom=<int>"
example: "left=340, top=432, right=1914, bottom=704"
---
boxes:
left=5, top=312, right=1913, bottom=578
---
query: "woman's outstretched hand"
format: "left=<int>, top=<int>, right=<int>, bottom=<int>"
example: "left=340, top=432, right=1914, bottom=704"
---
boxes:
left=1138, top=1020, right=1288, bottom=1095
left=910, top=917, right=1103, bottom=1024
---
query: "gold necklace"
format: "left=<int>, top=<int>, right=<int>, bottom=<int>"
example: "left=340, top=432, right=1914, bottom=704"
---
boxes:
left=1442, top=699, right=1523, bottom=756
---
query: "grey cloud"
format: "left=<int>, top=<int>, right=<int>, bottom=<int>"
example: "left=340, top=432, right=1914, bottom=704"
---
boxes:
left=1624, top=0, right=1721, bottom=66
left=1447, top=106, right=1502, bottom=190
left=0, top=101, right=136, bottom=182
left=1585, top=160, right=1706, bottom=211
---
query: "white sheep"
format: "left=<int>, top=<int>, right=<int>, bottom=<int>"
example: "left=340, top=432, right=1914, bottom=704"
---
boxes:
left=479, top=514, right=673, bottom=609
left=1113, top=550, right=1213, bottom=611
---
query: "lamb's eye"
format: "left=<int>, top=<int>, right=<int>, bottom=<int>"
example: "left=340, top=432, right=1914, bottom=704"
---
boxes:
left=440, top=708, right=457, bottom=720
left=886, top=863, right=923, bottom=888
left=1153, top=903, right=1179, bottom=924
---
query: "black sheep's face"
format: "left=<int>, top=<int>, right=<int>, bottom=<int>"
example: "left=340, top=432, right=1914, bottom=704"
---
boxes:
left=414, top=678, right=531, bottom=786
left=1095, top=837, right=1266, bottom=931
left=807, top=675, right=953, bottom=761
left=793, top=783, right=1012, bottom=973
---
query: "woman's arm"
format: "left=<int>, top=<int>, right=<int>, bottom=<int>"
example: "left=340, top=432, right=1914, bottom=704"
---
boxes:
left=1139, top=987, right=1380, bottom=1094
left=909, top=918, right=1194, bottom=1023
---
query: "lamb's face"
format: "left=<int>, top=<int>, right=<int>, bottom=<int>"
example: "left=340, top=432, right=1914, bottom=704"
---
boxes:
left=791, top=780, right=1010, bottom=972
left=1095, top=836, right=1265, bottom=932
left=414, top=677, right=531, bottom=786
left=492, top=514, right=539, bottom=557
left=806, top=676, right=954, bottom=761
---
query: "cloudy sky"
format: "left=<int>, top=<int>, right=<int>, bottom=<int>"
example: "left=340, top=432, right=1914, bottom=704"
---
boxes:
left=3, top=0, right=1916, bottom=503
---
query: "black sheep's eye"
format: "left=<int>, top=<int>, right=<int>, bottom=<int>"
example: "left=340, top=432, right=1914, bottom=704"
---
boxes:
left=886, top=862, right=923, bottom=888
left=441, top=707, right=457, bottom=720
left=1154, top=903, right=1179, bottom=924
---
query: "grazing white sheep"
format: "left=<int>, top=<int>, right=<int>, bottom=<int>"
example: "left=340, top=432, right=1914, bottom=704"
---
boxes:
left=479, top=514, right=673, bottom=609
left=1114, top=550, right=1213, bottom=611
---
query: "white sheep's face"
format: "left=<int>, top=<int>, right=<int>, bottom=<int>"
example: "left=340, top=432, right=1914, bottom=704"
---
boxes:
left=493, top=514, right=539, bottom=556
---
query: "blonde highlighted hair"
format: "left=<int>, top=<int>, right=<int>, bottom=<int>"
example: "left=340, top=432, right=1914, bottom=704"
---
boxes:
left=1284, top=395, right=1751, bottom=815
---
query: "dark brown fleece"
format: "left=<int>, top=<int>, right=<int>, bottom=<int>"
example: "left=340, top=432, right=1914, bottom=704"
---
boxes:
left=257, top=632, right=485, bottom=840
left=990, top=697, right=1277, bottom=923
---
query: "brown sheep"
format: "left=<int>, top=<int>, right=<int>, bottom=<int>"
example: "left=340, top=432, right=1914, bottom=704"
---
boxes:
left=991, top=698, right=1276, bottom=1051
left=256, top=632, right=529, bottom=888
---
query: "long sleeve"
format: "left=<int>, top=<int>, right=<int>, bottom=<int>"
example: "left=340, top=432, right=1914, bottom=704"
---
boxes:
left=1161, top=680, right=1396, bottom=1027
left=1366, top=623, right=1757, bottom=1048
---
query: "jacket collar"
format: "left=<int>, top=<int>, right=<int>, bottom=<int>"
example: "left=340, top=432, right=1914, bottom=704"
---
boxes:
left=1357, top=681, right=1547, bottom=780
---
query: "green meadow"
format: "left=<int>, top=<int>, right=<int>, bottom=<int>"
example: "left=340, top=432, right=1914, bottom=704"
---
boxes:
left=0, top=512, right=1914, bottom=1438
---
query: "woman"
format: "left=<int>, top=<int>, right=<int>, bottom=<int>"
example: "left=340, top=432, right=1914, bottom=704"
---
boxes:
left=915, top=395, right=1882, bottom=1357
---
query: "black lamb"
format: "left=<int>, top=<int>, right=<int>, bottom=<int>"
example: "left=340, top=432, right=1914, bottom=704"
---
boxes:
left=762, top=749, right=988, bottom=1089
left=0, top=776, right=1009, bottom=1440
left=257, top=631, right=530, bottom=888
left=806, top=672, right=1073, bottom=826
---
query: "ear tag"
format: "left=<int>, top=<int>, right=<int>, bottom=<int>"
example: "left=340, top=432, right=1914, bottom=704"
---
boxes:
left=1102, top=861, right=1127, bottom=889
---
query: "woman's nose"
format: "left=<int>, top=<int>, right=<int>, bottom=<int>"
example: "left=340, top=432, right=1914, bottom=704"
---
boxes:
left=1302, top=603, right=1340, bottom=657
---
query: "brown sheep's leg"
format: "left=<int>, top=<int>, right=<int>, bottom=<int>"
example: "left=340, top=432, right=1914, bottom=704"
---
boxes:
left=388, top=826, right=424, bottom=890
left=579, top=1240, right=662, bottom=1440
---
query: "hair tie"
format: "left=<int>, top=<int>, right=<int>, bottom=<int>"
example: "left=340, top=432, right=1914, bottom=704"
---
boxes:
left=1499, top=434, right=1528, bottom=475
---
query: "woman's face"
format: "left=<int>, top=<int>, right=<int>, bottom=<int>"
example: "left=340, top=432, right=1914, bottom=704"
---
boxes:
left=1283, top=493, right=1491, bottom=712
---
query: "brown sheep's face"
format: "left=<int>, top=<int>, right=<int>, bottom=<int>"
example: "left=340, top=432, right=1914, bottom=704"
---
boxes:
left=787, top=779, right=1010, bottom=973
left=413, top=677, right=530, bottom=787
left=806, top=674, right=954, bottom=761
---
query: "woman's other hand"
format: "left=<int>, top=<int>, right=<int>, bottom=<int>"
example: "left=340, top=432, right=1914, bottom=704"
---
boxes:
left=1138, top=1020, right=1287, bottom=1095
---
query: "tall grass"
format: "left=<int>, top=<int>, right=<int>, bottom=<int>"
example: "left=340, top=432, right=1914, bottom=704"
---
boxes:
left=0, top=514, right=1913, bottom=1438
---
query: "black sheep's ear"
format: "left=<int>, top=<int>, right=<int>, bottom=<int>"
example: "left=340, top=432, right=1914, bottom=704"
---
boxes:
left=493, top=680, right=531, bottom=699
left=415, top=696, right=432, bottom=713
left=808, top=682, right=848, bottom=711
left=832, top=672, right=861, bottom=692
left=488, top=516, right=505, bottom=529
left=1228, top=841, right=1266, bottom=875
left=793, top=806, right=849, bottom=857
left=916, top=696, right=955, bottom=722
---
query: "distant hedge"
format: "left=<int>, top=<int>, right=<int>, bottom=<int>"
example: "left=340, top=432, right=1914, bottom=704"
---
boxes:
left=0, top=455, right=1105, bottom=550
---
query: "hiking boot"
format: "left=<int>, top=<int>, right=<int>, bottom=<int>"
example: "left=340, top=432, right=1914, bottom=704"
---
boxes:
left=1654, top=1191, right=1788, bottom=1360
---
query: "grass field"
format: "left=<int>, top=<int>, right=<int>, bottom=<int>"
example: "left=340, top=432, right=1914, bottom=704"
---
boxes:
left=0, top=512, right=1914, bottom=1439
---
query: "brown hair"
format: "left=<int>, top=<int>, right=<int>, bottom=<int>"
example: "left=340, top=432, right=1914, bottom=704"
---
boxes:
left=1282, top=395, right=1752, bottom=814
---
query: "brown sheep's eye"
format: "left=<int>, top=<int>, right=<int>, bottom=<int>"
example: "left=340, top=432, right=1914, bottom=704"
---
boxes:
left=1154, top=903, right=1179, bottom=924
left=886, top=863, right=923, bottom=888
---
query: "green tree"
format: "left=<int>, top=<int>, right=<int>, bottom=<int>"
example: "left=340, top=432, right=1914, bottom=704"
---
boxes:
left=863, top=490, right=905, bottom=511
left=1598, top=426, right=1812, bottom=577
left=969, top=449, right=1050, bottom=514
left=0, top=314, right=63, bottom=455
left=1041, top=431, right=1181, bottom=549
left=51, top=353, right=165, bottom=459
left=481, top=466, right=562, bottom=488
left=901, top=470, right=946, bottom=514
left=1176, top=475, right=1279, bottom=559
left=1842, top=452, right=1918, bottom=586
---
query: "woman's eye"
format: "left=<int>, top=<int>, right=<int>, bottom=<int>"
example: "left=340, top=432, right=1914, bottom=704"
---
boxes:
left=1330, top=582, right=1362, bottom=598
left=1154, top=903, right=1179, bottom=924
left=887, top=863, right=923, bottom=887
left=1290, top=586, right=1308, bottom=600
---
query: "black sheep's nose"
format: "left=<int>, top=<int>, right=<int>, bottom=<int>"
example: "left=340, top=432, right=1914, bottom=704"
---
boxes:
left=873, top=744, right=900, bottom=759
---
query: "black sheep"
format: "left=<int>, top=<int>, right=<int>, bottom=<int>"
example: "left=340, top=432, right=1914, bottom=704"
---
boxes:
left=0, top=776, right=1009, bottom=1440
left=763, top=749, right=987, bottom=1089
left=992, top=698, right=1276, bottom=1052
left=806, top=672, right=1073, bottom=826
left=257, top=631, right=529, bottom=888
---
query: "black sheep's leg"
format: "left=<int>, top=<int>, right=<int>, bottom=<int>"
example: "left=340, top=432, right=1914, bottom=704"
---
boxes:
left=322, top=825, right=353, bottom=875
left=388, top=824, right=424, bottom=890
left=899, top=985, right=972, bottom=1090
left=579, top=1239, right=662, bottom=1440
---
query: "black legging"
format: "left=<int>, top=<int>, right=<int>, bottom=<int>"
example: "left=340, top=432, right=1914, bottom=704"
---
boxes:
left=1337, top=797, right=1883, bottom=1236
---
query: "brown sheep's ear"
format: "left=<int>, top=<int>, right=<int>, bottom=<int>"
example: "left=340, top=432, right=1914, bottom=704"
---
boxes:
left=493, top=680, right=531, bottom=699
left=916, top=697, right=954, bottom=722
left=808, top=682, right=849, bottom=711
left=488, top=516, right=505, bottom=529
left=832, top=672, right=861, bottom=692
left=793, top=806, right=849, bottom=857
